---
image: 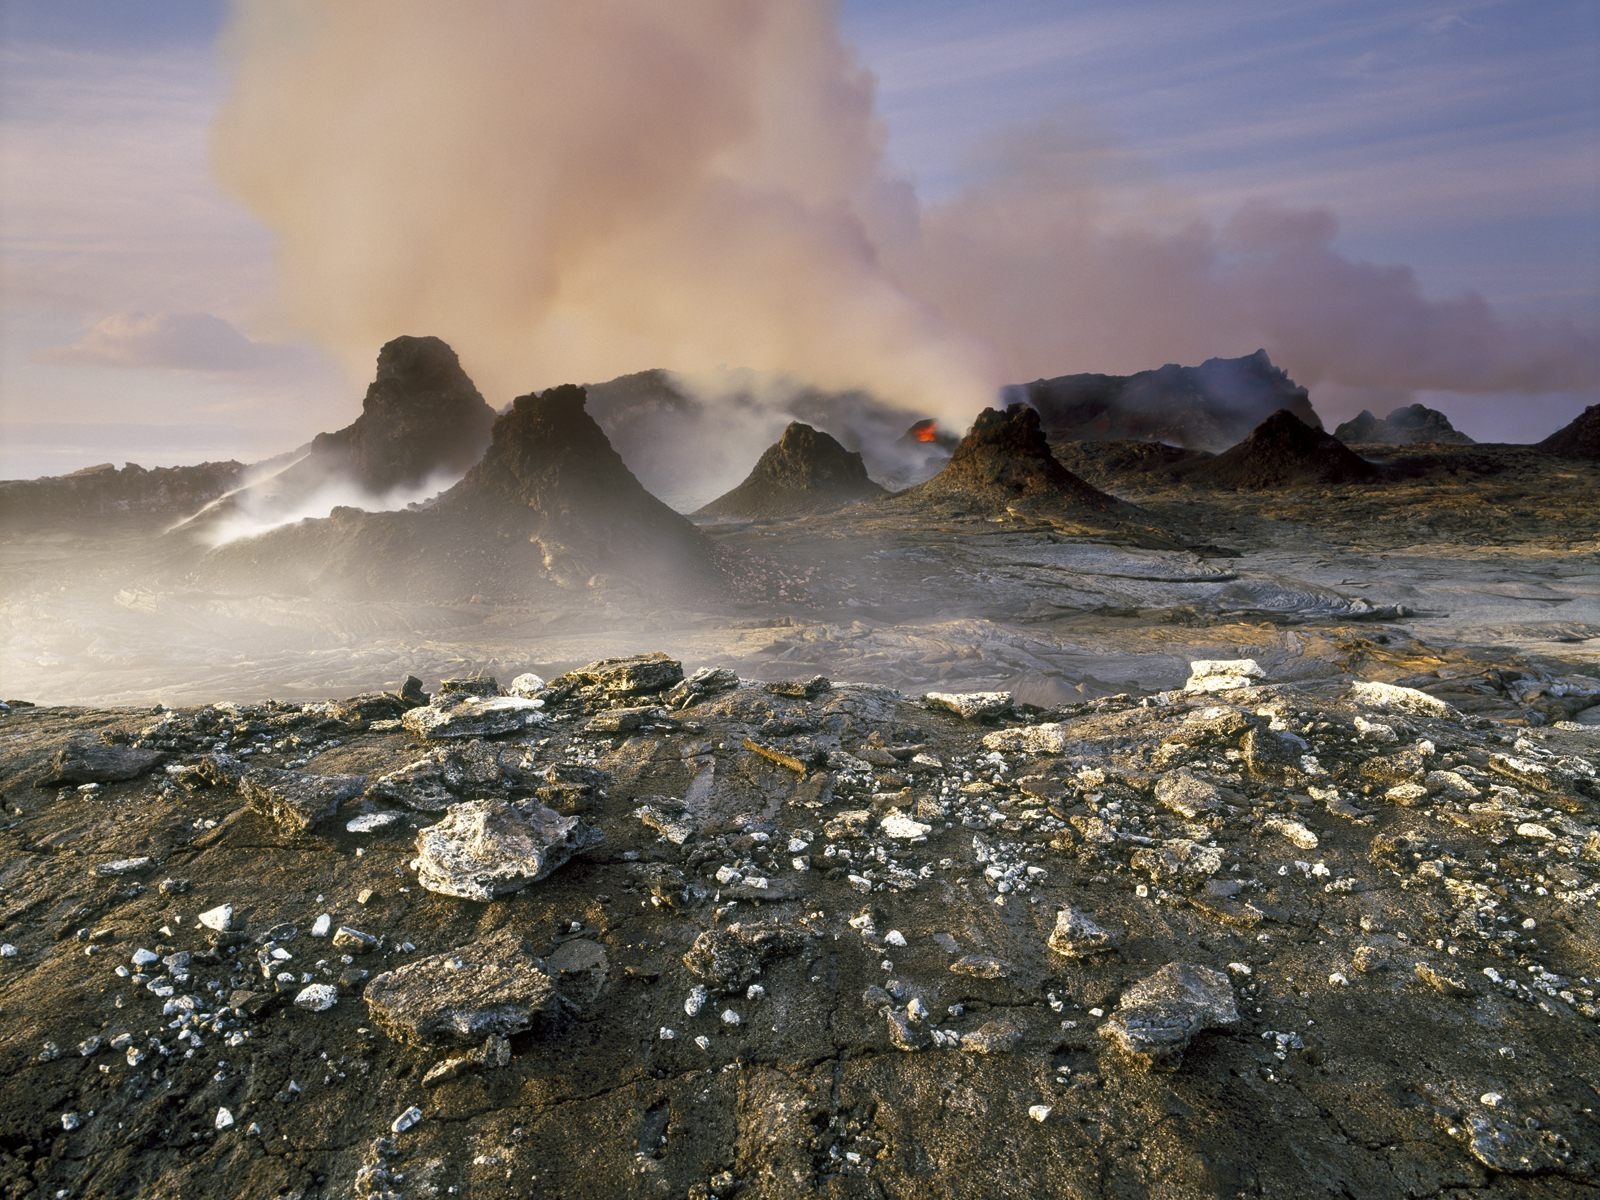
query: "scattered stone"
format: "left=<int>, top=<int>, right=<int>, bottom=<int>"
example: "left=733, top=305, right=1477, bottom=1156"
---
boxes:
left=391, top=1106, right=424, bottom=1135
left=93, top=857, right=151, bottom=878
left=214, top=1108, right=234, bottom=1131
left=197, top=904, right=233, bottom=932
left=1098, top=962, right=1239, bottom=1070
left=412, top=799, right=601, bottom=900
left=950, top=954, right=1010, bottom=979
left=332, top=926, right=378, bottom=953
left=741, top=738, right=808, bottom=774
left=293, top=983, right=339, bottom=1011
left=1028, top=1105, right=1052, bottom=1123
left=364, top=929, right=555, bottom=1046
left=1048, top=906, right=1120, bottom=957
left=507, top=673, right=546, bottom=698
left=1263, top=816, right=1319, bottom=850
left=664, top=667, right=739, bottom=710
left=960, top=1020, right=1024, bottom=1054
left=556, top=653, right=684, bottom=700
left=1154, top=769, right=1222, bottom=818
left=879, top=812, right=931, bottom=841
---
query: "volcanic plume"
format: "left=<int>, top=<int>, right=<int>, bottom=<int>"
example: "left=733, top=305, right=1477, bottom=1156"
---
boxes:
left=211, top=2, right=1597, bottom=441
left=695, top=422, right=886, bottom=520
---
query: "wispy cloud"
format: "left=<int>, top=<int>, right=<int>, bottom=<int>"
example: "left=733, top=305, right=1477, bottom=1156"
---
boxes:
left=35, top=310, right=315, bottom=372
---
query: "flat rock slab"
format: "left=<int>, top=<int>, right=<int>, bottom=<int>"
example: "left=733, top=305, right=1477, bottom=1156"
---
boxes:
left=38, top=740, right=165, bottom=787
left=402, top=695, right=548, bottom=740
left=364, top=929, right=554, bottom=1046
left=239, top=768, right=366, bottom=832
left=366, top=740, right=529, bottom=812
left=1349, top=680, right=1456, bottom=718
left=556, top=653, right=683, bottom=699
left=925, top=691, right=1013, bottom=720
left=1099, top=962, right=1238, bottom=1070
left=413, top=798, right=602, bottom=900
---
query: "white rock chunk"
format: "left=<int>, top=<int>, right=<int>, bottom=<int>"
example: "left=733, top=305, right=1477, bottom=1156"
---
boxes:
left=1349, top=680, right=1455, bottom=718
left=197, top=904, right=233, bottom=933
left=1184, top=659, right=1265, bottom=694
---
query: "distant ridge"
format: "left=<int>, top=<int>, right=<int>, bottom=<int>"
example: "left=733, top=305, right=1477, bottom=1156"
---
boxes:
left=1536, top=404, right=1600, bottom=461
left=1009, top=349, right=1319, bottom=451
left=1334, top=404, right=1473, bottom=446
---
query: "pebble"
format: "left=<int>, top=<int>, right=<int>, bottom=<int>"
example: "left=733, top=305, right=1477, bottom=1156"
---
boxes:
left=93, top=857, right=151, bottom=877
left=197, top=904, right=233, bottom=932
left=131, top=948, right=159, bottom=968
left=215, top=1107, right=234, bottom=1131
left=685, top=985, right=708, bottom=1017
left=293, top=983, right=339, bottom=1011
left=311, top=914, right=332, bottom=937
left=1028, top=1105, right=1052, bottom=1123
left=61, top=1113, right=82, bottom=1131
left=391, top=1106, right=424, bottom=1134
left=0, top=943, right=16, bottom=958
left=346, top=812, right=402, bottom=833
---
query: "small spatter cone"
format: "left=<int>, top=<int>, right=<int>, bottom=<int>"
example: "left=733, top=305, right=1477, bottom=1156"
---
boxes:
left=1189, top=409, right=1378, bottom=490
left=695, top=422, right=886, bottom=519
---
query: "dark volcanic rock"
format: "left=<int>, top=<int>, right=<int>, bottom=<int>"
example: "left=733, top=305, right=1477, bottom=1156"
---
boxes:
left=895, top=404, right=1123, bottom=515
left=1537, top=403, right=1600, bottom=461
left=696, top=422, right=886, bottom=520
left=1099, top=962, right=1239, bottom=1070
left=180, top=335, right=494, bottom=537
left=1186, top=409, right=1379, bottom=490
left=200, top=386, right=722, bottom=599
left=429, top=385, right=718, bottom=586
left=412, top=798, right=603, bottom=899
left=309, top=335, right=496, bottom=494
left=1009, top=349, right=1320, bottom=451
left=1335, top=404, right=1474, bottom=446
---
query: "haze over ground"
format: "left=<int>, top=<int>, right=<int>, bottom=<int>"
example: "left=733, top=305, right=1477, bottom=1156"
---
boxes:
left=1, top=0, right=1596, bottom=479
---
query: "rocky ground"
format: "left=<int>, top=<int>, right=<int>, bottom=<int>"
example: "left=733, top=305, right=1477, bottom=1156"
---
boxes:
left=2, top=651, right=1597, bottom=1198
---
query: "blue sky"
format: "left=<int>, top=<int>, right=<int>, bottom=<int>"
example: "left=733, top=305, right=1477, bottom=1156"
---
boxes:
left=1, top=0, right=1595, bottom=475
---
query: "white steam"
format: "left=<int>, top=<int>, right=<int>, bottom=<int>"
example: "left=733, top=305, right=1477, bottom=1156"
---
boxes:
left=212, top=2, right=1596, bottom=432
left=183, top=455, right=462, bottom=547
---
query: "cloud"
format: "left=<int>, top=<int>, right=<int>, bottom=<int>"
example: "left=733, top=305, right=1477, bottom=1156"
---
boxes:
left=208, top=0, right=1596, bottom=435
left=35, top=310, right=310, bottom=372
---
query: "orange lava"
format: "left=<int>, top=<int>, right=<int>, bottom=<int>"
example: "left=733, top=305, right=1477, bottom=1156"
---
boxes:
left=911, top=420, right=939, bottom=443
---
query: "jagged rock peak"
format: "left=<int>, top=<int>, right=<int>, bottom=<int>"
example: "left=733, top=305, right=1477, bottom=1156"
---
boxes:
left=696, top=422, right=886, bottom=519
left=1334, top=404, right=1473, bottom=446
left=1536, top=403, right=1600, bottom=460
left=1010, top=349, right=1321, bottom=451
left=904, top=404, right=1120, bottom=512
left=1190, top=409, right=1378, bottom=490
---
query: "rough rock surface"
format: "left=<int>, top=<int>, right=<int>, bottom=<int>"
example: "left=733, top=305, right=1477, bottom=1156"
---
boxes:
left=412, top=798, right=602, bottom=899
left=400, top=693, right=547, bottom=741
left=1335, top=403, right=1474, bottom=446
left=364, top=929, right=555, bottom=1046
left=1537, top=403, right=1600, bottom=461
left=1, top=660, right=1598, bottom=1197
left=696, top=422, right=886, bottom=519
left=0, top=460, right=244, bottom=534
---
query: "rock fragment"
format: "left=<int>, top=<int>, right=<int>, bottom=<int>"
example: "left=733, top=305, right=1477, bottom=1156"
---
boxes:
left=556, top=653, right=684, bottom=701
left=1184, top=659, right=1265, bottom=694
left=1154, top=769, right=1222, bottom=818
left=981, top=723, right=1069, bottom=755
left=37, top=740, right=165, bottom=787
left=1098, top=962, right=1238, bottom=1070
left=364, top=929, right=555, bottom=1046
left=1048, top=906, right=1119, bottom=957
left=1349, top=680, right=1455, bottom=718
left=925, top=691, right=1013, bottom=721
left=664, top=666, right=739, bottom=709
left=401, top=694, right=547, bottom=740
left=239, top=767, right=366, bottom=832
left=412, top=799, right=601, bottom=900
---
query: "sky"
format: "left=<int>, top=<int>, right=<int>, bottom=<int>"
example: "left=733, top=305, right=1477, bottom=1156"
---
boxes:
left=1, top=0, right=1595, bottom=478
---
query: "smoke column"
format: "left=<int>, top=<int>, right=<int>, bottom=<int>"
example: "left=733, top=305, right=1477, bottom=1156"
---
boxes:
left=213, top=2, right=1596, bottom=424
